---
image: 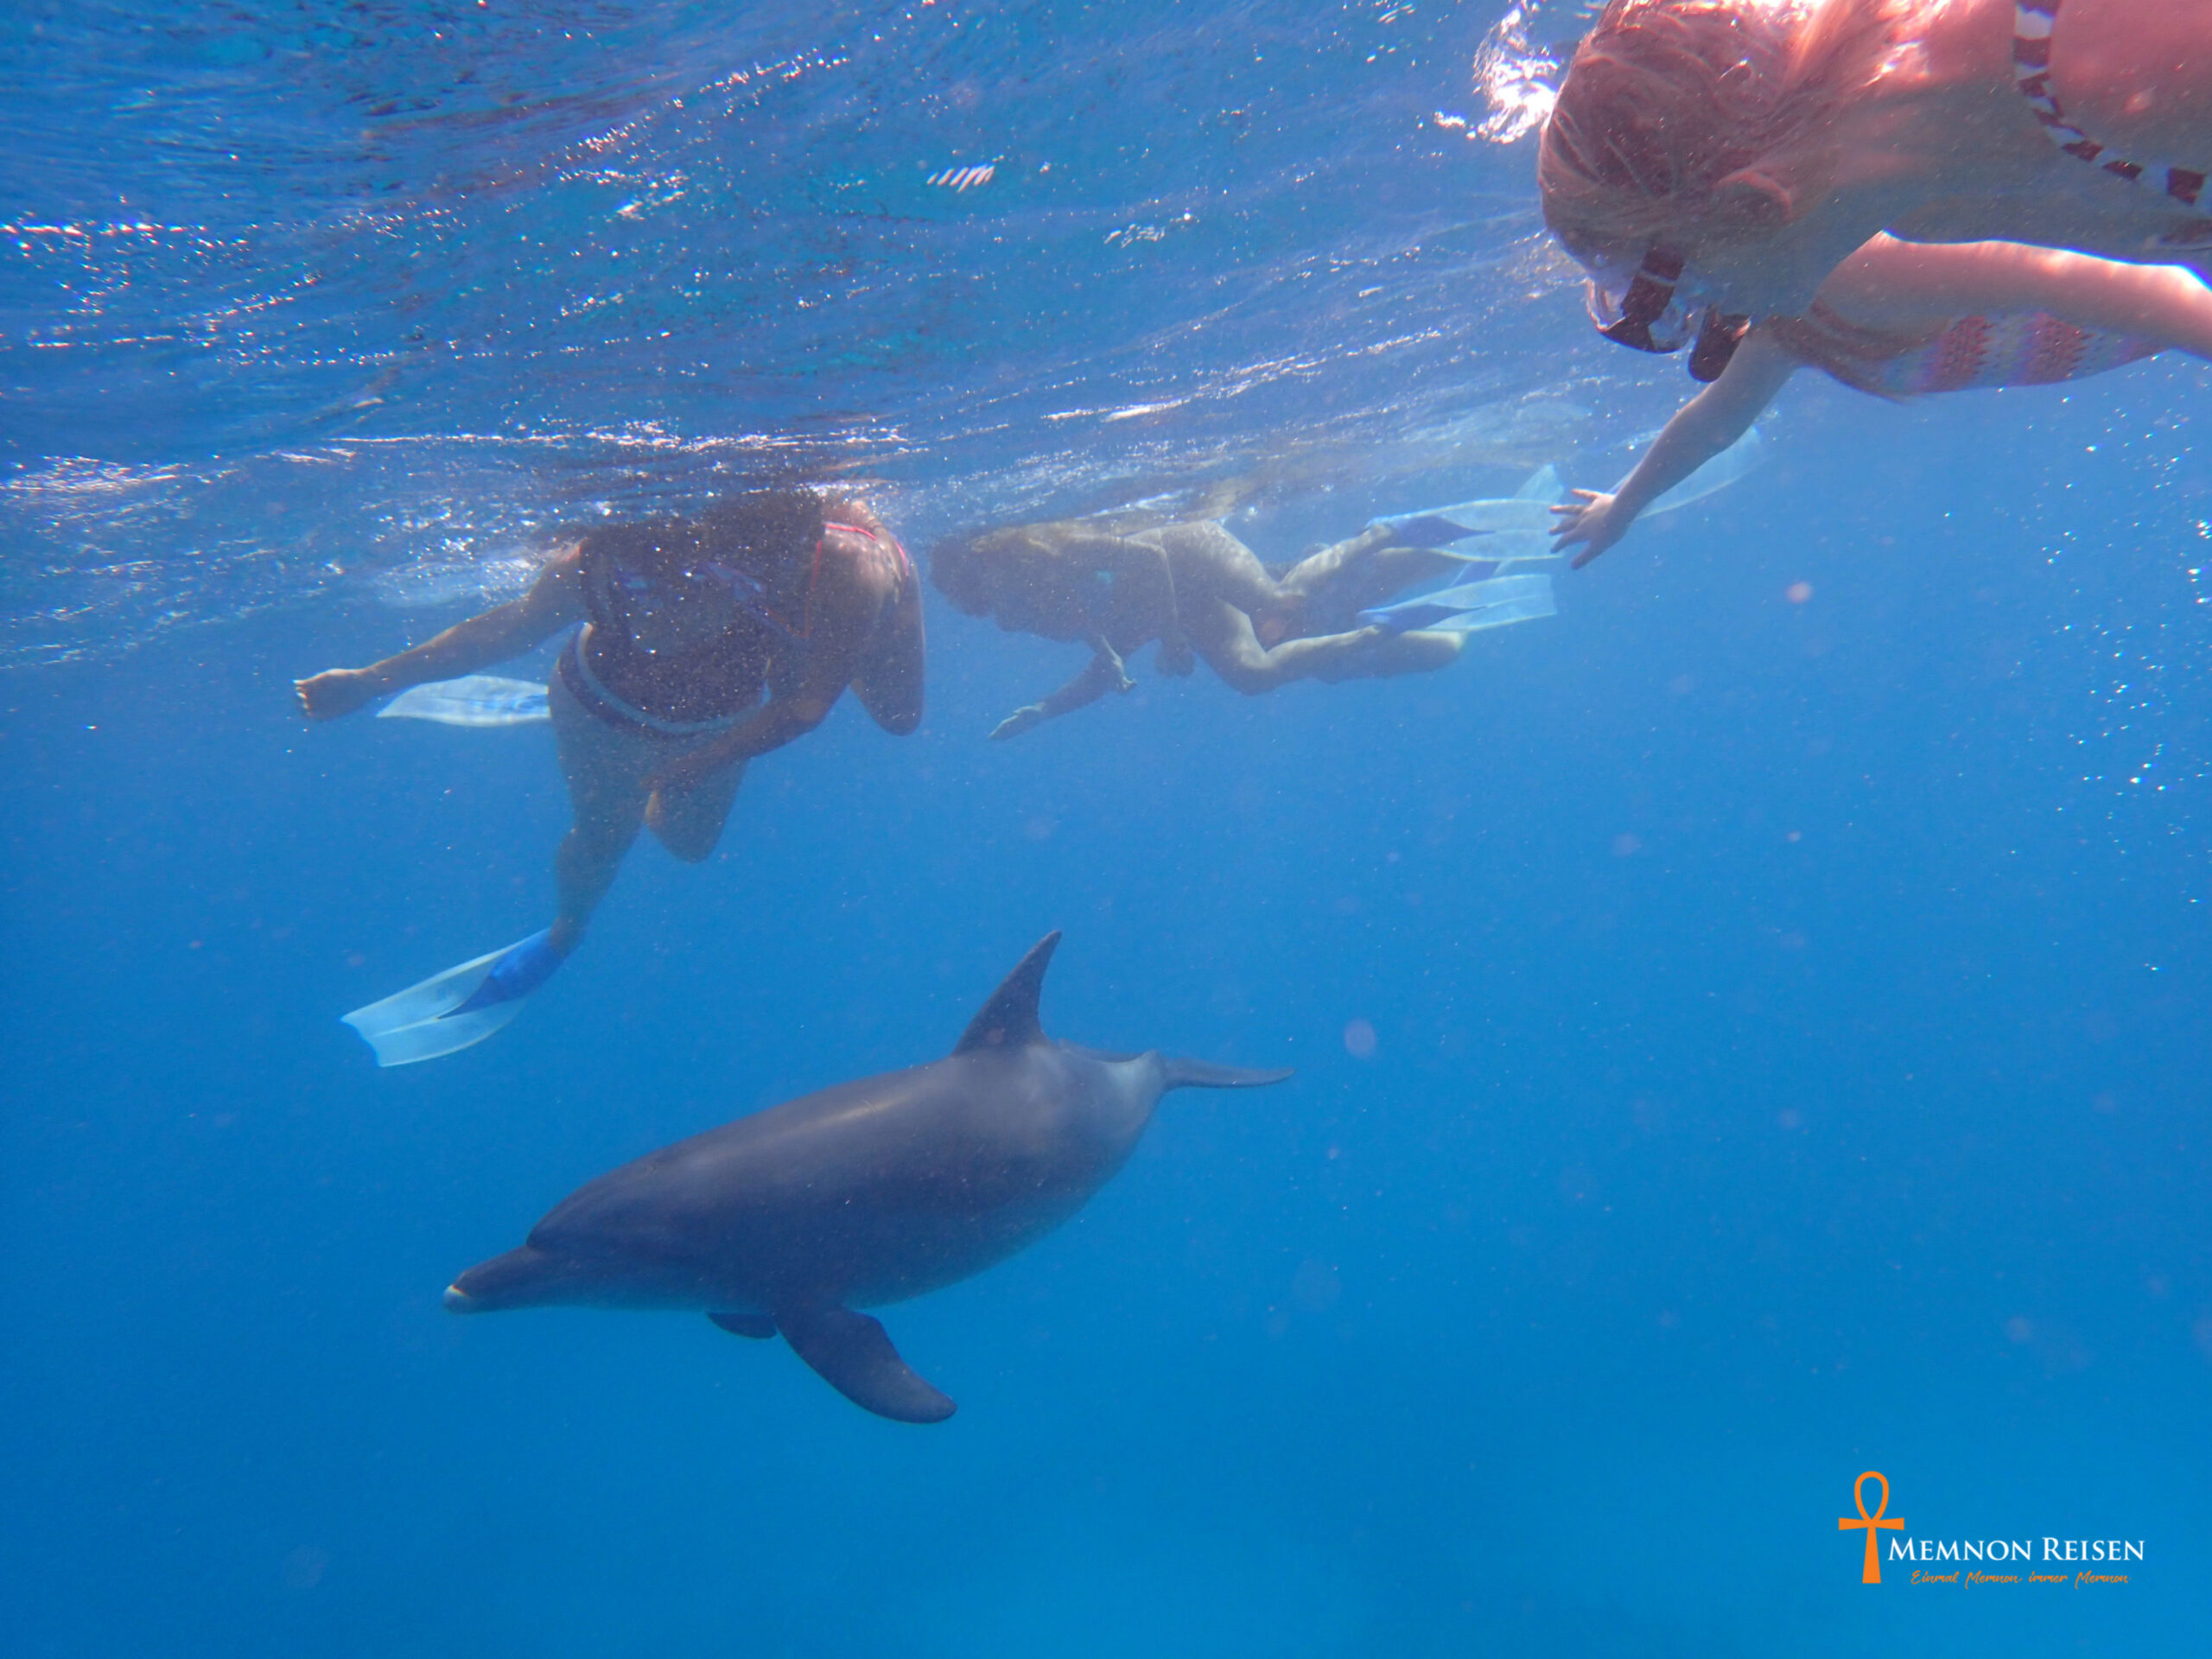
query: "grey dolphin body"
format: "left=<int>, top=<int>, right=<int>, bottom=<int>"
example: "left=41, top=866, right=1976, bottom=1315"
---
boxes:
left=444, top=933, right=1291, bottom=1422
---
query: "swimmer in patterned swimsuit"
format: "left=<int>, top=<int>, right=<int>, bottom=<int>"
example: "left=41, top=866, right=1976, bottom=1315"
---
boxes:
left=296, top=489, right=922, bottom=984
left=1537, top=2, right=2212, bottom=385
left=1552, top=232, right=2212, bottom=563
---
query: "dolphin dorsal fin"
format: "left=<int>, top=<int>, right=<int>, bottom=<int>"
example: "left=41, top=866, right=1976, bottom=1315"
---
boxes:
left=953, top=932, right=1062, bottom=1054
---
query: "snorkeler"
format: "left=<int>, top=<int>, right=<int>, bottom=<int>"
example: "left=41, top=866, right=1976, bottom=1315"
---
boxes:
left=295, top=489, right=923, bottom=1063
left=1553, top=233, right=2212, bottom=563
left=930, top=512, right=1492, bottom=740
left=1540, top=1, right=2212, bottom=367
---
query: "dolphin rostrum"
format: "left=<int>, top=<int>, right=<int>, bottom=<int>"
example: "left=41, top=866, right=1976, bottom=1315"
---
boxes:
left=444, top=932, right=1293, bottom=1422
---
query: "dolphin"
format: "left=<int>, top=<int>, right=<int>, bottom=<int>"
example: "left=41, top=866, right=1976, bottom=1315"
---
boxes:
left=444, top=933, right=1293, bottom=1423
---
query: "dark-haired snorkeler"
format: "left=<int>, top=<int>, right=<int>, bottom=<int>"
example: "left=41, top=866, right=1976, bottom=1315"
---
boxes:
left=295, top=489, right=923, bottom=1064
left=930, top=506, right=1554, bottom=739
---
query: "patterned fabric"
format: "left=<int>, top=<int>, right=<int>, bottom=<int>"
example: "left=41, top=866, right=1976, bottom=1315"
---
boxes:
left=1867, top=310, right=2160, bottom=396
left=2013, top=1, right=2209, bottom=207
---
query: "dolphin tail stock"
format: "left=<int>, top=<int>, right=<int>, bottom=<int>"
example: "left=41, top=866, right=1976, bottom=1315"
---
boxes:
left=773, top=1305, right=957, bottom=1424
left=340, top=927, right=568, bottom=1067
left=1159, top=1057, right=1295, bottom=1091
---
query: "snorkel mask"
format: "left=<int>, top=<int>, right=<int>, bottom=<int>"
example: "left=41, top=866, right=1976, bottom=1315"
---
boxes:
left=1586, top=245, right=1751, bottom=383
left=1588, top=245, right=1694, bottom=352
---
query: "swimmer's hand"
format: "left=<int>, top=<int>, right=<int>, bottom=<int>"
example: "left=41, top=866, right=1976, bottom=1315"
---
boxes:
left=295, top=668, right=385, bottom=721
left=1551, top=490, right=1630, bottom=569
left=990, top=705, right=1047, bottom=741
left=1082, top=633, right=1136, bottom=693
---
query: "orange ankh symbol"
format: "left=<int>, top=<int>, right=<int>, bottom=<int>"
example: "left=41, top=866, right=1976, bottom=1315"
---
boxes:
left=1839, top=1471, right=1904, bottom=1583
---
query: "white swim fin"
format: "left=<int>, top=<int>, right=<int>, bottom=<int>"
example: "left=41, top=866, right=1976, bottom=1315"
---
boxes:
left=1512, top=463, right=1565, bottom=504
left=1368, top=487, right=1565, bottom=566
left=341, top=929, right=562, bottom=1066
left=378, top=675, right=550, bottom=727
left=1427, top=571, right=1557, bottom=632
left=1641, top=424, right=1766, bottom=517
left=1357, top=572, right=1556, bottom=635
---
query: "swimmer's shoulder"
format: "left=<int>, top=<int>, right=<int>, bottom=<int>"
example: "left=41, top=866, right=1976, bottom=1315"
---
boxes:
left=817, top=505, right=911, bottom=594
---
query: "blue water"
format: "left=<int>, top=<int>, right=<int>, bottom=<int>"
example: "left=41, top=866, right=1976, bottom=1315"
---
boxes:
left=4, top=3, right=2209, bottom=1655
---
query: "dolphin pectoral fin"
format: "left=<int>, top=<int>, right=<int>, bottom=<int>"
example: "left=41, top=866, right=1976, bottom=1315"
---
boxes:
left=776, top=1305, right=957, bottom=1425
left=1160, top=1057, right=1295, bottom=1090
left=952, top=931, right=1061, bottom=1055
left=708, top=1312, right=777, bottom=1339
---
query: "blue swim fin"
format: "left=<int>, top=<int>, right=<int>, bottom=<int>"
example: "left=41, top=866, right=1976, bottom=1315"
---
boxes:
left=1357, top=572, right=1557, bottom=636
left=1367, top=491, right=1560, bottom=550
left=340, top=929, right=564, bottom=1067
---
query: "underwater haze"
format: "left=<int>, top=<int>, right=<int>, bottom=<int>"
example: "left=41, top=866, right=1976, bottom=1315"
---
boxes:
left=3, top=2, right=2209, bottom=1655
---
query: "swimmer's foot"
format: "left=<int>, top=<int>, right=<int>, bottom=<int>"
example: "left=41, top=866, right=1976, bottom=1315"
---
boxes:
left=1368, top=508, right=1490, bottom=547
left=448, top=927, right=568, bottom=1016
left=340, top=926, right=571, bottom=1068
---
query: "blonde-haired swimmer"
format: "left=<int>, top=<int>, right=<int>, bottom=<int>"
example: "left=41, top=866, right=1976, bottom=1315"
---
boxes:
left=1554, top=232, right=2212, bottom=564
left=1541, top=0, right=2212, bottom=367
left=931, top=516, right=1471, bottom=740
left=296, top=490, right=923, bottom=1061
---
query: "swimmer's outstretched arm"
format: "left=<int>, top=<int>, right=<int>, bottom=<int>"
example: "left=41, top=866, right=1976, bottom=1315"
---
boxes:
left=1551, top=331, right=1797, bottom=569
left=988, top=639, right=1134, bottom=741
left=294, top=548, right=586, bottom=719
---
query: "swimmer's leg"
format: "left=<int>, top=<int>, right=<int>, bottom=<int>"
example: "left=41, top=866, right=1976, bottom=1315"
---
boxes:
left=549, top=673, right=651, bottom=950
left=1276, top=528, right=1466, bottom=632
left=1190, top=599, right=1300, bottom=695
left=1274, top=524, right=1394, bottom=597
left=1306, top=628, right=1465, bottom=682
left=1193, top=600, right=1462, bottom=694
left=646, top=756, right=747, bottom=863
